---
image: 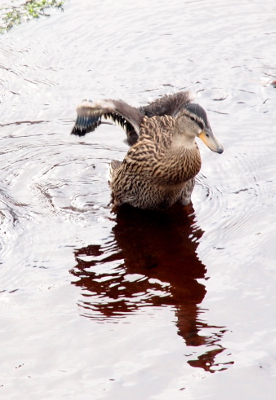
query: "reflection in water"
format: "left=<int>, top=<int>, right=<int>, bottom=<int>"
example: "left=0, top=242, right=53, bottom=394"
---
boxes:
left=70, top=204, right=231, bottom=372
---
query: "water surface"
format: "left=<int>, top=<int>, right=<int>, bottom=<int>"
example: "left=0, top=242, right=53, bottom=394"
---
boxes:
left=0, top=0, right=276, bottom=398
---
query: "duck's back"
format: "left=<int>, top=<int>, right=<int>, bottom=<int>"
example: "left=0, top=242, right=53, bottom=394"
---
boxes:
left=139, top=115, right=175, bottom=144
left=124, top=115, right=175, bottom=166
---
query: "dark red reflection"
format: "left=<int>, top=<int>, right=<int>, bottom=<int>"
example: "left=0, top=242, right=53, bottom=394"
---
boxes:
left=70, top=203, right=230, bottom=372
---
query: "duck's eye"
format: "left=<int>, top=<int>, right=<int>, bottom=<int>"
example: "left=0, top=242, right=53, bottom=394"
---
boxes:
left=190, top=116, right=195, bottom=122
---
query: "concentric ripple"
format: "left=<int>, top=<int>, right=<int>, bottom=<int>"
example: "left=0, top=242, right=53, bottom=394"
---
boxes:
left=0, top=0, right=276, bottom=397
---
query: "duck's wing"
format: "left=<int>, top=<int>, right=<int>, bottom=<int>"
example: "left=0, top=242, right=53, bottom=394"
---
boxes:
left=71, top=99, right=144, bottom=137
left=140, top=91, right=194, bottom=118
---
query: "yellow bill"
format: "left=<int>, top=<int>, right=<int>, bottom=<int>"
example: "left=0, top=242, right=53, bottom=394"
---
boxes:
left=199, top=128, right=224, bottom=154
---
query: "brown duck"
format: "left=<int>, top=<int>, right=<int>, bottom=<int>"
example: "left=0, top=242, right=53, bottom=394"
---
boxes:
left=71, top=91, right=224, bottom=211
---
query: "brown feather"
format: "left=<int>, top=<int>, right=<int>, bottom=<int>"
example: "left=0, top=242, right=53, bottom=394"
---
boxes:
left=71, top=91, right=223, bottom=210
left=110, top=114, right=201, bottom=210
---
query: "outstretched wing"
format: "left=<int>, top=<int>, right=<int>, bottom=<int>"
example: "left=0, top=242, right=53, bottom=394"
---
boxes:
left=71, top=99, right=144, bottom=137
left=140, top=91, right=194, bottom=118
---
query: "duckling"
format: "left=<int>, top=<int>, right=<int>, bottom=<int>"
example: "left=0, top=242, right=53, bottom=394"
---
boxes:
left=71, top=91, right=223, bottom=211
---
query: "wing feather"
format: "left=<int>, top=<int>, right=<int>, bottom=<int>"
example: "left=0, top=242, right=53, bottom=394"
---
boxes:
left=140, top=91, right=194, bottom=118
left=71, top=99, right=143, bottom=137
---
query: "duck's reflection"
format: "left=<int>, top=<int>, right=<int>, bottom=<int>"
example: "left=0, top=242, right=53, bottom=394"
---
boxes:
left=70, top=204, right=231, bottom=372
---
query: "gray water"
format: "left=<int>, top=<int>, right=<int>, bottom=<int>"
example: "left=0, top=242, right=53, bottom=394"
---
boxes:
left=1, top=0, right=276, bottom=398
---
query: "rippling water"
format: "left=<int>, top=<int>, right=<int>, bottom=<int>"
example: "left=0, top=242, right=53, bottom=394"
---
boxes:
left=1, top=0, right=276, bottom=398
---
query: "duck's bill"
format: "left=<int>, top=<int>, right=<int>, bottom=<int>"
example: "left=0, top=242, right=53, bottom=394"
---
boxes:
left=199, top=128, right=224, bottom=154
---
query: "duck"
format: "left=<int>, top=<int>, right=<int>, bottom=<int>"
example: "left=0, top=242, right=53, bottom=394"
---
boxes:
left=71, top=91, right=224, bottom=211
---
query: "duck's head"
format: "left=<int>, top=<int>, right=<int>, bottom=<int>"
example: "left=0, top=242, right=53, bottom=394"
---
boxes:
left=175, top=103, right=224, bottom=154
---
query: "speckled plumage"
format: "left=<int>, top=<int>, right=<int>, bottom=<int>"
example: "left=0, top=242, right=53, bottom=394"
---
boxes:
left=109, top=114, right=201, bottom=210
left=71, top=91, right=224, bottom=211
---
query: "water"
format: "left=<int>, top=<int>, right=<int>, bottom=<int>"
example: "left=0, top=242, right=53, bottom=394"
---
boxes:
left=0, top=0, right=276, bottom=398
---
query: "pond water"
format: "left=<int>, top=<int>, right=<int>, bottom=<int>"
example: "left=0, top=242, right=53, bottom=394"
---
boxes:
left=0, top=0, right=276, bottom=398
